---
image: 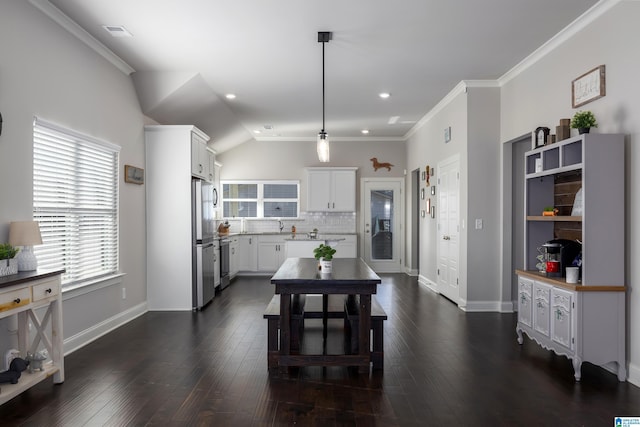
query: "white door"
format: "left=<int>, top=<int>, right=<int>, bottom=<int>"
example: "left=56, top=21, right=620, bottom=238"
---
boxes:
left=361, top=178, right=403, bottom=272
left=437, top=156, right=460, bottom=303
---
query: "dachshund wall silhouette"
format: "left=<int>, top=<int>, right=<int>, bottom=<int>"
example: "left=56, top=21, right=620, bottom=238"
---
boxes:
left=370, top=157, right=393, bottom=171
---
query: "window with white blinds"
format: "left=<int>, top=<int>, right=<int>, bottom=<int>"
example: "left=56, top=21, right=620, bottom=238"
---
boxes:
left=33, top=118, right=120, bottom=288
left=222, top=181, right=299, bottom=218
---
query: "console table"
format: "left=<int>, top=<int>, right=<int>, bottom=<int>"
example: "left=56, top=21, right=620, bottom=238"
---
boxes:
left=0, top=269, right=64, bottom=404
left=270, top=258, right=381, bottom=373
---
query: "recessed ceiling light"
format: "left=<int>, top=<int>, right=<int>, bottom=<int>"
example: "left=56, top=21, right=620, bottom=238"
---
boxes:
left=388, top=116, right=399, bottom=124
left=361, top=129, right=369, bottom=134
left=253, top=130, right=262, bottom=134
left=102, top=25, right=132, bottom=38
left=379, top=92, right=391, bottom=99
left=225, top=94, right=236, bottom=99
left=263, top=124, right=273, bottom=130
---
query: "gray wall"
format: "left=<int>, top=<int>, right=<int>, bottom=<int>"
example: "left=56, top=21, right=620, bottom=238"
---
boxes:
left=0, top=1, right=147, bottom=354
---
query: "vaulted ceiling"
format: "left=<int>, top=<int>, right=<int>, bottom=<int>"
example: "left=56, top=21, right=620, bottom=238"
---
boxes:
left=43, top=0, right=599, bottom=153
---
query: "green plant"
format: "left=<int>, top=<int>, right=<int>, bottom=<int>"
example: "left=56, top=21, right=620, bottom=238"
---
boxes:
left=543, top=206, right=555, bottom=212
left=570, top=110, right=598, bottom=129
left=313, top=244, right=336, bottom=261
left=0, top=243, right=19, bottom=260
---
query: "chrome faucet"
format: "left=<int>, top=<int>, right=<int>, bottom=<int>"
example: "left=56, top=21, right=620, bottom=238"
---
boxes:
left=278, top=220, right=284, bottom=232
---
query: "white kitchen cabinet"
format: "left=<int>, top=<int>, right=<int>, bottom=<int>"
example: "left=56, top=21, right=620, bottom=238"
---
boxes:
left=229, top=235, right=239, bottom=278
left=257, top=235, right=287, bottom=272
left=533, top=281, right=552, bottom=338
left=145, top=125, right=211, bottom=310
left=191, top=132, right=211, bottom=181
left=330, top=235, right=357, bottom=258
left=306, top=167, right=357, bottom=212
left=238, top=235, right=258, bottom=272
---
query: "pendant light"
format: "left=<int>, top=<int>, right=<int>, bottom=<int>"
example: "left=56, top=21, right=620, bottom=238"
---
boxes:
left=317, top=31, right=332, bottom=162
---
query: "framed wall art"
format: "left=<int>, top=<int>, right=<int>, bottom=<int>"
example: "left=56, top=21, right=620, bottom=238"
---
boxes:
left=124, top=165, right=144, bottom=185
left=572, top=65, right=606, bottom=108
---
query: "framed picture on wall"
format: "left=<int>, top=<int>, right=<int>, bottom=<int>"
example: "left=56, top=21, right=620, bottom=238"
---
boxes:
left=124, top=165, right=144, bottom=185
left=572, top=65, right=606, bottom=108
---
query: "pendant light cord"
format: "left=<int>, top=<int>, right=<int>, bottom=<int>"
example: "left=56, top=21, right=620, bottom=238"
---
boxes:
left=321, top=39, right=326, bottom=134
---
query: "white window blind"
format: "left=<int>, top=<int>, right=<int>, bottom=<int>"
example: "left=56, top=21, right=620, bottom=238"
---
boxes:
left=33, top=118, right=120, bottom=288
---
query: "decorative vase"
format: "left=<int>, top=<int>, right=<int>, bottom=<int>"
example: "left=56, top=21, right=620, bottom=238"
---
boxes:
left=319, top=259, right=332, bottom=273
left=0, top=258, right=18, bottom=277
left=578, top=127, right=590, bottom=134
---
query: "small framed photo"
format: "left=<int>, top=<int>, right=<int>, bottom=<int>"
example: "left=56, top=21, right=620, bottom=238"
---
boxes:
left=426, top=197, right=431, bottom=212
left=421, top=170, right=426, bottom=181
left=421, top=188, right=425, bottom=200
left=421, top=210, right=426, bottom=218
left=430, top=205, right=436, bottom=218
left=444, top=126, right=451, bottom=143
left=430, top=186, right=436, bottom=196
left=124, top=165, right=144, bottom=185
left=572, top=65, right=605, bottom=108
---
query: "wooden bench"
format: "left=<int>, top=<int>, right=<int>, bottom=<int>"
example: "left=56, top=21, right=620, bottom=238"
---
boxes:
left=344, top=295, right=388, bottom=370
left=263, top=294, right=305, bottom=368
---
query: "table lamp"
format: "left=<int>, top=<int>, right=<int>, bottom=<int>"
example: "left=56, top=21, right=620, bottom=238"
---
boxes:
left=9, top=221, right=43, bottom=271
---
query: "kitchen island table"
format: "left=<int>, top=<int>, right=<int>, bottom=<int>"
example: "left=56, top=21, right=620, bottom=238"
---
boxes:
left=270, top=257, right=381, bottom=373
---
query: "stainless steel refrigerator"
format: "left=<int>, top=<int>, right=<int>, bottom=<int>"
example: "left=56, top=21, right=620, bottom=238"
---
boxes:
left=192, top=179, right=216, bottom=310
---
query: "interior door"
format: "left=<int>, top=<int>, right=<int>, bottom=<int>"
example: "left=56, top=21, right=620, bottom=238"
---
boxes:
left=437, top=155, right=460, bottom=303
left=361, top=178, right=403, bottom=272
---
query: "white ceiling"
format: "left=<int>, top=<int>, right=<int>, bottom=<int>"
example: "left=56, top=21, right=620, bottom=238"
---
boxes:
left=45, top=0, right=600, bottom=153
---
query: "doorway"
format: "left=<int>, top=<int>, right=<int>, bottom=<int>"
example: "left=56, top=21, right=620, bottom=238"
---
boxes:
left=361, top=178, right=404, bottom=272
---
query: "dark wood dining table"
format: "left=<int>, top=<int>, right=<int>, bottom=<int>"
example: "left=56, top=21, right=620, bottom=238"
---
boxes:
left=270, top=257, right=381, bottom=373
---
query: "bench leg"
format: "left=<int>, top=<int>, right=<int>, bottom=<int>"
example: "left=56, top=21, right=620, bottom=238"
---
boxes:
left=267, top=318, right=279, bottom=369
left=371, top=319, right=384, bottom=370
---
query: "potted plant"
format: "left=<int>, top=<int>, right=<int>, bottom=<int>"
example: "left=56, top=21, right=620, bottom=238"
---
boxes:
left=570, top=110, right=598, bottom=134
left=542, top=206, right=558, bottom=216
left=313, top=243, right=336, bottom=273
left=0, top=243, right=19, bottom=277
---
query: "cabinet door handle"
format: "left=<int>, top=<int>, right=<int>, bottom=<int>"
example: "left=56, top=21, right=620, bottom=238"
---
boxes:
left=333, top=203, right=335, bottom=209
left=46, top=288, right=52, bottom=294
left=249, top=238, right=252, bottom=244
left=327, top=202, right=330, bottom=209
left=13, top=298, right=21, bottom=304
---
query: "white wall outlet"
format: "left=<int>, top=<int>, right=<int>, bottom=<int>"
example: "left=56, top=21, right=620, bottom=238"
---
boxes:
left=475, top=219, right=483, bottom=229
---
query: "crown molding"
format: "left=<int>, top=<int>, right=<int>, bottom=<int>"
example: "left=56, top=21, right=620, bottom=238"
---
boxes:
left=499, top=0, right=622, bottom=86
left=28, top=0, right=135, bottom=75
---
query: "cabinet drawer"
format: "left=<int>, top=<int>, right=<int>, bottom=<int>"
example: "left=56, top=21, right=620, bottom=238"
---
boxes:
left=32, top=278, right=61, bottom=302
left=0, top=287, right=31, bottom=313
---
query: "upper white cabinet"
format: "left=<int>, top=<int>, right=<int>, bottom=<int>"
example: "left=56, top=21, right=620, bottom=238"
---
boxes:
left=191, top=132, right=214, bottom=181
left=306, top=167, right=357, bottom=212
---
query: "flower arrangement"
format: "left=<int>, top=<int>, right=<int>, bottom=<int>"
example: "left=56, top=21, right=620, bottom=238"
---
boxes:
left=570, top=110, right=597, bottom=129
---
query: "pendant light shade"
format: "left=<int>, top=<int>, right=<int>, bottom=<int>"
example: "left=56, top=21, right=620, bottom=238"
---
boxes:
left=317, top=131, right=330, bottom=162
left=317, top=31, right=332, bottom=162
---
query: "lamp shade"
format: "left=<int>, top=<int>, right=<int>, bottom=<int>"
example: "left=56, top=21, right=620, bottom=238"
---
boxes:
left=9, top=221, right=43, bottom=246
left=317, top=132, right=330, bottom=163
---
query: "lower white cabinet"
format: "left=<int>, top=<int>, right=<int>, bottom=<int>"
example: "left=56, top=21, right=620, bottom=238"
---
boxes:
left=238, top=235, right=257, bottom=272
left=516, top=272, right=626, bottom=381
left=257, top=235, right=287, bottom=272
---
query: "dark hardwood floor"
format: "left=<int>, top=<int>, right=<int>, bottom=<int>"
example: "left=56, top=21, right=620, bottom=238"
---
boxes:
left=1, top=274, right=638, bottom=426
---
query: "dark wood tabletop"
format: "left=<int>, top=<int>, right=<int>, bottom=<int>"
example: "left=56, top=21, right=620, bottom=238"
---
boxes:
left=0, top=269, right=65, bottom=290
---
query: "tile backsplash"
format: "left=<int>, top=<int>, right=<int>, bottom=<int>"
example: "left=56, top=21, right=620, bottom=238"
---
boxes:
left=220, top=212, right=356, bottom=234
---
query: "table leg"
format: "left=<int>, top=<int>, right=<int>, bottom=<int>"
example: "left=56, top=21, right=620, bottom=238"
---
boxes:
left=279, top=293, right=291, bottom=371
left=358, top=294, right=371, bottom=373
left=322, top=294, right=328, bottom=339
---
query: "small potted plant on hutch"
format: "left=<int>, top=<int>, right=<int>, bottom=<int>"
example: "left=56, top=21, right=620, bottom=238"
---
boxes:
left=570, top=110, right=598, bottom=134
left=0, top=243, right=19, bottom=277
left=313, top=243, right=336, bottom=273
left=542, top=206, right=559, bottom=216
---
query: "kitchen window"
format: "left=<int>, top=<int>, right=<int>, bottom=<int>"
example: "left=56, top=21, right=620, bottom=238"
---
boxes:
left=32, top=118, right=120, bottom=289
left=222, top=181, right=299, bottom=218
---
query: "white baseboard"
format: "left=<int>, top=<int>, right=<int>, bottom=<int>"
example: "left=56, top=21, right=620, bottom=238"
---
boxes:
left=63, top=302, right=148, bottom=355
left=417, top=275, right=438, bottom=293
left=405, top=267, right=419, bottom=276
left=627, top=361, right=640, bottom=387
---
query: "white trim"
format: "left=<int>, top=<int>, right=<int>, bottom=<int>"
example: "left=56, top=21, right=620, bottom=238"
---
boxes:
left=417, top=274, right=438, bottom=294
left=405, top=81, right=467, bottom=140
left=28, top=0, right=135, bottom=75
left=34, top=117, right=122, bottom=152
left=63, top=301, right=147, bottom=356
left=498, top=0, right=622, bottom=86
left=254, top=136, right=405, bottom=143
left=62, top=273, right=125, bottom=300
left=628, top=361, right=640, bottom=387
